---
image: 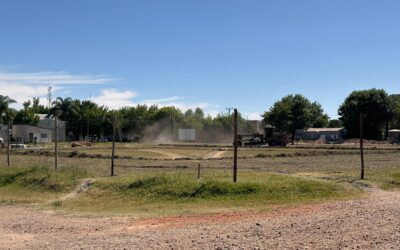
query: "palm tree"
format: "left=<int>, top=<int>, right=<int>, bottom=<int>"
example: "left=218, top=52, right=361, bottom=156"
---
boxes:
left=48, top=97, right=80, bottom=141
left=48, top=97, right=79, bottom=120
left=0, top=95, right=17, bottom=124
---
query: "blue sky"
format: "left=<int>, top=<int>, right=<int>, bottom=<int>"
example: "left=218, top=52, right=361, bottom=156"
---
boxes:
left=1, top=0, right=399, bottom=119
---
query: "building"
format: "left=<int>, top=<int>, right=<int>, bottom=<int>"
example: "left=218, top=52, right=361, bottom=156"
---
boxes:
left=295, top=128, right=346, bottom=142
left=388, top=129, right=400, bottom=143
left=12, top=125, right=52, bottom=143
left=0, top=124, right=8, bottom=142
left=37, top=114, right=67, bottom=142
left=178, top=129, right=196, bottom=141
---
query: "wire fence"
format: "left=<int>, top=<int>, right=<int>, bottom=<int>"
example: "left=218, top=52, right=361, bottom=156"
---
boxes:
left=1, top=112, right=400, bottom=180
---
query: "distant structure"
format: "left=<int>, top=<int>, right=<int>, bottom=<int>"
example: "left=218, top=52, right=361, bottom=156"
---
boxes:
left=12, top=125, right=52, bottom=143
left=295, top=128, right=346, bottom=142
left=0, top=124, right=7, bottom=142
left=388, top=129, right=400, bottom=143
left=37, top=114, right=67, bottom=142
left=178, top=128, right=196, bottom=141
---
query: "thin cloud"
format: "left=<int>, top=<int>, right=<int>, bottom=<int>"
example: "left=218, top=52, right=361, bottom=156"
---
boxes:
left=92, top=88, right=210, bottom=112
left=0, top=83, right=60, bottom=109
left=0, top=71, right=115, bottom=85
left=143, top=96, right=183, bottom=103
left=92, top=89, right=138, bottom=110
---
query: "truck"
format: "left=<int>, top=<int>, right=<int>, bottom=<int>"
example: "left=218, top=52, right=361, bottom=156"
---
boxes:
left=237, top=126, right=288, bottom=147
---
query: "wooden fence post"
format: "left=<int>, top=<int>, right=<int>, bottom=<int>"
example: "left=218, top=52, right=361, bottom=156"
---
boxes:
left=360, top=113, right=365, bottom=180
left=55, top=116, right=58, bottom=171
left=111, top=114, right=116, bottom=176
left=233, top=109, right=238, bottom=183
left=7, top=121, right=11, bottom=167
left=197, top=163, right=201, bottom=179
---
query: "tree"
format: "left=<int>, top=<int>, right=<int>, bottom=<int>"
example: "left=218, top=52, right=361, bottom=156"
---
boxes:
left=48, top=97, right=79, bottom=120
left=0, top=95, right=17, bottom=124
left=13, top=100, right=40, bottom=125
left=328, top=119, right=343, bottom=128
left=338, top=89, right=390, bottom=140
left=388, top=94, right=400, bottom=130
left=263, top=94, right=329, bottom=143
left=48, top=97, right=80, bottom=140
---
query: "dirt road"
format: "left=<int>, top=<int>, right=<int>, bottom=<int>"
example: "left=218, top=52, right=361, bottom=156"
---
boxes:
left=0, top=189, right=399, bottom=249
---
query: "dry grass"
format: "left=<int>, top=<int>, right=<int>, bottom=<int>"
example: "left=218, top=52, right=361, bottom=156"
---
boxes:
left=0, top=143, right=399, bottom=212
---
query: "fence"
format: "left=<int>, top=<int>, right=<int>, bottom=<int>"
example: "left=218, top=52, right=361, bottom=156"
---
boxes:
left=1, top=111, right=400, bottom=181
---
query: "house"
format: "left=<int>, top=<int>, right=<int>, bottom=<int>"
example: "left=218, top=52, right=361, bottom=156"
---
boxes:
left=388, top=129, right=400, bottom=143
left=12, top=125, right=52, bottom=143
left=295, top=128, right=346, bottom=142
left=37, top=114, right=67, bottom=142
left=0, top=124, right=8, bottom=143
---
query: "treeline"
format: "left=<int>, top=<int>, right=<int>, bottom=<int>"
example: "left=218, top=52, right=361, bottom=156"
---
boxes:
left=1, top=88, right=399, bottom=141
left=263, top=89, right=400, bottom=140
left=0, top=96, right=253, bottom=141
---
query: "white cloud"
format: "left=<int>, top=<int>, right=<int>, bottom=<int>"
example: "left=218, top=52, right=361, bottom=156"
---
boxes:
left=92, top=89, right=211, bottom=112
left=143, top=96, right=183, bottom=103
left=0, top=83, right=57, bottom=109
left=92, top=89, right=138, bottom=110
left=0, top=70, right=116, bottom=109
left=0, top=71, right=114, bottom=85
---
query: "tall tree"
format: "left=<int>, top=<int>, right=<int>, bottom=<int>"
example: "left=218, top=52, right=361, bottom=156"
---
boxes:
left=48, top=97, right=80, bottom=140
left=388, top=94, right=400, bottom=130
left=13, top=100, right=40, bottom=125
left=0, top=95, right=17, bottom=124
left=328, top=119, right=343, bottom=128
left=338, top=89, right=390, bottom=140
left=263, top=94, right=329, bottom=143
left=48, top=97, right=79, bottom=120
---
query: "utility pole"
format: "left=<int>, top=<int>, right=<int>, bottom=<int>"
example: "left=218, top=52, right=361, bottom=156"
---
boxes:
left=360, top=113, right=365, bottom=180
left=47, top=86, right=52, bottom=109
left=226, top=107, right=234, bottom=116
left=111, top=114, right=116, bottom=176
left=233, top=109, right=238, bottom=183
left=7, top=121, right=11, bottom=167
left=55, top=116, right=58, bottom=171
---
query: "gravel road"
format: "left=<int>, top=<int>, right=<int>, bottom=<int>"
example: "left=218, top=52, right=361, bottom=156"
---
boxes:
left=0, top=189, right=399, bottom=249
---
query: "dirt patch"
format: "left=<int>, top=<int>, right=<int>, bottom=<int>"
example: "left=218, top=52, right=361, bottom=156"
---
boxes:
left=59, top=179, right=93, bottom=201
left=140, top=149, right=183, bottom=160
left=0, top=189, right=399, bottom=249
left=202, top=148, right=227, bottom=159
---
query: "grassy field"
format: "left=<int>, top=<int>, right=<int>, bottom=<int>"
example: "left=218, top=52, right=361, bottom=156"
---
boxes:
left=0, top=143, right=399, bottom=216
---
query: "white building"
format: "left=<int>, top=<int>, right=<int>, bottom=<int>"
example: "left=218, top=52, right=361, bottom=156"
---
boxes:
left=0, top=124, right=8, bottom=142
left=12, top=125, right=52, bottom=143
left=37, top=114, right=66, bottom=142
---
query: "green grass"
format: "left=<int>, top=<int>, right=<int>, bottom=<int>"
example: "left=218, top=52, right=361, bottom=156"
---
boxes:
left=59, top=171, right=361, bottom=216
left=0, top=166, right=87, bottom=203
left=1, top=143, right=399, bottom=217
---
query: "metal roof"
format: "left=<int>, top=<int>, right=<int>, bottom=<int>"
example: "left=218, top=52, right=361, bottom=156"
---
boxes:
left=305, top=128, right=345, bottom=132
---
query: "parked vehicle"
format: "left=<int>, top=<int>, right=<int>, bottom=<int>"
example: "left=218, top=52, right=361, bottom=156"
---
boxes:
left=10, top=143, right=27, bottom=149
